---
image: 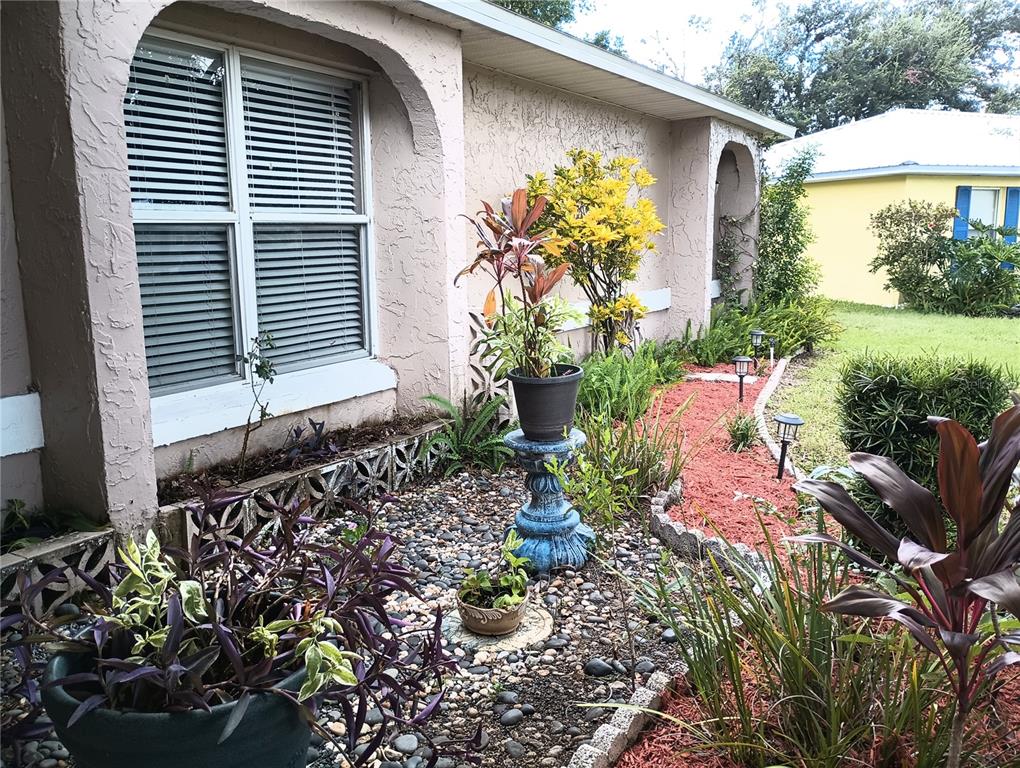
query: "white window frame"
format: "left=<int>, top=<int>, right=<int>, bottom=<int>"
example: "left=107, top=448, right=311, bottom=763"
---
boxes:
left=967, top=187, right=1000, bottom=239
left=134, top=28, right=392, bottom=447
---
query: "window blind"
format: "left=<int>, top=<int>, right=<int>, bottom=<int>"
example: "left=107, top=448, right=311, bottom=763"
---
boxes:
left=241, top=59, right=360, bottom=212
left=125, top=39, right=230, bottom=209
left=254, top=224, right=365, bottom=370
left=135, top=224, right=239, bottom=392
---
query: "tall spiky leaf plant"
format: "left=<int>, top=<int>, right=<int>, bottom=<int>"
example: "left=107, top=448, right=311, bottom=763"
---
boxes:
left=793, top=404, right=1020, bottom=768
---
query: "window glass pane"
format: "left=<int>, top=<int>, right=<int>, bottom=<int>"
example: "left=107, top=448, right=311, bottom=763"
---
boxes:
left=125, top=38, right=230, bottom=209
left=135, top=224, right=239, bottom=392
left=968, top=188, right=998, bottom=237
left=254, top=223, right=366, bottom=371
left=241, top=59, right=360, bottom=212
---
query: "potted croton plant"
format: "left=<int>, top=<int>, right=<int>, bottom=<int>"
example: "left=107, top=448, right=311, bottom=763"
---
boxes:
left=456, top=530, right=531, bottom=636
left=458, top=189, right=583, bottom=442
left=3, top=490, right=462, bottom=768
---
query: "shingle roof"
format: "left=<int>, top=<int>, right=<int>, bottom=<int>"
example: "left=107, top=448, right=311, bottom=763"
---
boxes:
left=765, top=109, right=1020, bottom=181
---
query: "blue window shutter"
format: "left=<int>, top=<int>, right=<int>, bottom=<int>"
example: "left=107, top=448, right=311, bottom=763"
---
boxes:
left=952, top=186, right=971, bottom=240
left=1004, top=187, right=1019, bottom=244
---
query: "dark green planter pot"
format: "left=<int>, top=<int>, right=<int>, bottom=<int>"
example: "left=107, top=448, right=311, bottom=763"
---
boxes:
left=507, top=364, right=584, bottom=442
left=41, top=653, right=310, bottom=768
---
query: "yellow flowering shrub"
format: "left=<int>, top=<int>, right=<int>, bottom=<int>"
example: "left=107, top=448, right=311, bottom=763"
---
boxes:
left=527, top=149, right=664, bottom=352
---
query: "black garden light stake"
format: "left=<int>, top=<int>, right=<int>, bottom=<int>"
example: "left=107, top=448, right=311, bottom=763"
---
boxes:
left=750, top=329, right=765, bottom=370
left=773, top=412, right=804, bottom=479
left=768, top=336, right=776, bottom=369
left=732, top=356, right=752, bottom=402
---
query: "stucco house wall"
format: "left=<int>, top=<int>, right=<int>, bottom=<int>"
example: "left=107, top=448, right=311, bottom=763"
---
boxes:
left=1, top=0, right=769, bottom=538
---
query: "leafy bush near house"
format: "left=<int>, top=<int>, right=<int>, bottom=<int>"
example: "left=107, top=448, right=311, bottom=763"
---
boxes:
left=869, top=199, right=1020, bottom=316
left=577, top=344, right=667, bottom=423
left=753, top=150, right=820, bottom=306
left=421, top=394, right=513, bottom=476
left=837, top=352, right=1014, bottom=537
left=679, top=297, right=841, bottom=366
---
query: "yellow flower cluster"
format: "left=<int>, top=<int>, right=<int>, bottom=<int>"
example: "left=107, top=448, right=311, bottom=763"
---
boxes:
left=588, top=293, right=648, bottom=325
left=527, top=149, right=665, bottom=285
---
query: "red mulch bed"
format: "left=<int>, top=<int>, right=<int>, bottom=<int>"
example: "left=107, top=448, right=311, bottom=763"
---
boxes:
left=618, top=673, right=1020, bottom=768
left=656, top=365, right=798, bottom=549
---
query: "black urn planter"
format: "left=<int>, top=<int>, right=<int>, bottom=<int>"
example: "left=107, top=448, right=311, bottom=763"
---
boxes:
left=41, top=653, right=310, bottom=768
left=507, top=364, right=584, bottom=442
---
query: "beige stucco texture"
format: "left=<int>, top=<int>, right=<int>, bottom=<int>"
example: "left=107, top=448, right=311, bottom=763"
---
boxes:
left=1, top=0, right=763, bottom=537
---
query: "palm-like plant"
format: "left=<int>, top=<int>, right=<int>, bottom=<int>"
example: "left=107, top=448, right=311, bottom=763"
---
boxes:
left=793, top=404, right=1020, bottom=768
left=420, top=394, right=513, bottom=476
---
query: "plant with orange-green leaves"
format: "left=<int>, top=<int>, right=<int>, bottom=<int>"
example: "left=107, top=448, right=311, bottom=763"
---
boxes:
left=527, top=149, right=665, bottom=353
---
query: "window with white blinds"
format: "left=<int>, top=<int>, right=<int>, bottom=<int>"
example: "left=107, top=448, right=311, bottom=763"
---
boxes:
left=126, top=33, right=370, bottom=395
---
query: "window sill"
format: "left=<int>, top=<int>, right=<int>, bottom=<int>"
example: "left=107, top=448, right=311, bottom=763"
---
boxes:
left=150, top=357, right=397, bottom=446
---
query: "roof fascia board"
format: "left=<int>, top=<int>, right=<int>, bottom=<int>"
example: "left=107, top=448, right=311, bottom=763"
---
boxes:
left=414, top=0, right=795, bottom=138
left=806, top=164, right=1020, bottom=183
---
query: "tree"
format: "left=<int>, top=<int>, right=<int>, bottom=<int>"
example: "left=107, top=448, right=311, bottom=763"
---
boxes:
left=492, top=0, right=624, bottom=55
left=708, top=0, right=1020, bottom=135
left=753, top=150, right=819, bottom=305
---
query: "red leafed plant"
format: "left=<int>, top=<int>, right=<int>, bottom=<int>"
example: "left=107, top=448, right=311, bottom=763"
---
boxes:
left=793, top=404, right=1020, bottom=768
left=456, top=189, right=575, bottom=378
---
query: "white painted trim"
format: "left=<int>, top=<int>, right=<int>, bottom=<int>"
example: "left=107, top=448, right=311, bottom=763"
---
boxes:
left=414, top=0, right=795, bottom=137
left=150, top=357, right=397, bottom=446
left=560, top=287, right=671, bottom=332
left=1, top=393, right=44, bottom=457
left=807, top=165, right=1020, bottom=183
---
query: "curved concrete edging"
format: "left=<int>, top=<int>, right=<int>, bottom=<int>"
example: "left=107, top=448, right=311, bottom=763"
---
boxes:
left=752, top=355, right=807, bottom=482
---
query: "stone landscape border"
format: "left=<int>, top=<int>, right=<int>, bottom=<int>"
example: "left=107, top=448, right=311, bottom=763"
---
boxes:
left=2, top=420, right=446, bottom=613
left=753, top=354, right=807, bottom=481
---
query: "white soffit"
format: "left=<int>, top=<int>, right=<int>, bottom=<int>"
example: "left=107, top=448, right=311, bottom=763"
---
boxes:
left=396, top=0, right=795, bottom=137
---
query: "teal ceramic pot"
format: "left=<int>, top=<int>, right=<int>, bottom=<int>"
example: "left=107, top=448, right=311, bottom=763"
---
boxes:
left=41, top=653, right=310, bottom=768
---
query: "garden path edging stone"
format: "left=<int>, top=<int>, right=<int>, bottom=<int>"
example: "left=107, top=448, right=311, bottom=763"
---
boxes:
left=752, top=355, right=808, bottom=481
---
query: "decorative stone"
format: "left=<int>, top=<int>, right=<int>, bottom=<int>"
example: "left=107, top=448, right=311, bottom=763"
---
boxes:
left=504, top=428, right=595, bottom=574
left=584, top=658, right=614, bottom=677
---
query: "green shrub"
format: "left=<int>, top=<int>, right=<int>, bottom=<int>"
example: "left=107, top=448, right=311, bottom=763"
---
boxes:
left=638, top=510, right=952, bottom=767
left=420, top=394, right=513, bottom=476
left=869, top=200, right=1020, bottom=316
left=837, top=353, right=1014, bottom=536
left=577, top=347, right=659, bottom=423
left=637, top=338, right=688, bottom=384
left=754, top=150, right=820, bottom=306
left=679, top=297, right=841, bottom=366
left=726, top=412, right=758, bottom=452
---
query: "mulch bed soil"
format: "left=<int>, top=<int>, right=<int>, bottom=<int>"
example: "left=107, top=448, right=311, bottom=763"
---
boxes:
left=656, top=363, right=799, bottom=548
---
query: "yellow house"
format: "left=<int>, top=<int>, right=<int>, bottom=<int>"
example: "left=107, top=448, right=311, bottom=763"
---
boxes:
left=766, top=110, right=1020, bottom=306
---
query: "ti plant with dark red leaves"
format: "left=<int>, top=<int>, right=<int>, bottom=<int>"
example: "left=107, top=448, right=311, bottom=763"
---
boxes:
left=3, top=489, right=475, bottom=767
left=456, top=189, right=574, bottom=378
left=793, top=405, right=1020, bottom=768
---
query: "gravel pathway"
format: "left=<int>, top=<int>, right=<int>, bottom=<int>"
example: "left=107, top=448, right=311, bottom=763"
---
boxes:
left=2, top=468, right=684, bottom=768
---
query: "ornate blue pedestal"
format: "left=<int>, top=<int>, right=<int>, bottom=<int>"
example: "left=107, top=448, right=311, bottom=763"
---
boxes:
left=505, top=428, right=595, bottom=574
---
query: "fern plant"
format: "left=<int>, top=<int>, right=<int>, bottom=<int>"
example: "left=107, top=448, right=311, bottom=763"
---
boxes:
left=421, top=394, right=513, bottom=477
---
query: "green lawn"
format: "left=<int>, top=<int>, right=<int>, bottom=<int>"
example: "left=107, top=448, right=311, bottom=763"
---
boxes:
left=769, top=302, right=1020, bottom=472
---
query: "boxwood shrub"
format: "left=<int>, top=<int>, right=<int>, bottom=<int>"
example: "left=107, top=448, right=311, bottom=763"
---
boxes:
left=837, top=353, right=1015, bottom=539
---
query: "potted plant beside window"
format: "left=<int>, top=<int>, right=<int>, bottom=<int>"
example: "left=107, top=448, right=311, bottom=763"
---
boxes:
left=4, top=491, right=456, bottom=768
left=458, top=189, right=584, bottom=442
left=456, top=530, right=531, bottom=636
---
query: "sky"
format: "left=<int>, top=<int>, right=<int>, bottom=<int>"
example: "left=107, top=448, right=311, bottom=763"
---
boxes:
left=562, top=0, right=781, bottom=87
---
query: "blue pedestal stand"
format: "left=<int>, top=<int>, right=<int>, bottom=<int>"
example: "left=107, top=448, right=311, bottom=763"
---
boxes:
left=505, top=428, right=595, bottom=574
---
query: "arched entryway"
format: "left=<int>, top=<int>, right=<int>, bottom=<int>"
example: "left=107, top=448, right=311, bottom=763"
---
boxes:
left=712, top=142, right=757, bottom=304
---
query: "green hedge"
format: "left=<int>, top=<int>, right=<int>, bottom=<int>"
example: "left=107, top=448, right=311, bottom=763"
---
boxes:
left=837, top=353, right=1015, bottom=538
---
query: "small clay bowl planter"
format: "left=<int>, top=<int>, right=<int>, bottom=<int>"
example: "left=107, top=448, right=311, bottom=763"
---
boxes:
left=456, top=589, right=530, bottom=636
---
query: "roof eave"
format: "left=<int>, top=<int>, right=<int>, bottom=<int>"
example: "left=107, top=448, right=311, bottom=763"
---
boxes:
left=806, top=164, right=1020, bottom=183
left=404, top=0, right=795, bottom=138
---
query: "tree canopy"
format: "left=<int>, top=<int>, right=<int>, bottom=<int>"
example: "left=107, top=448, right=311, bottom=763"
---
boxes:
left=491, top=0, right=625, bottom=54
left=708, top=0, right=1020, bottom=135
